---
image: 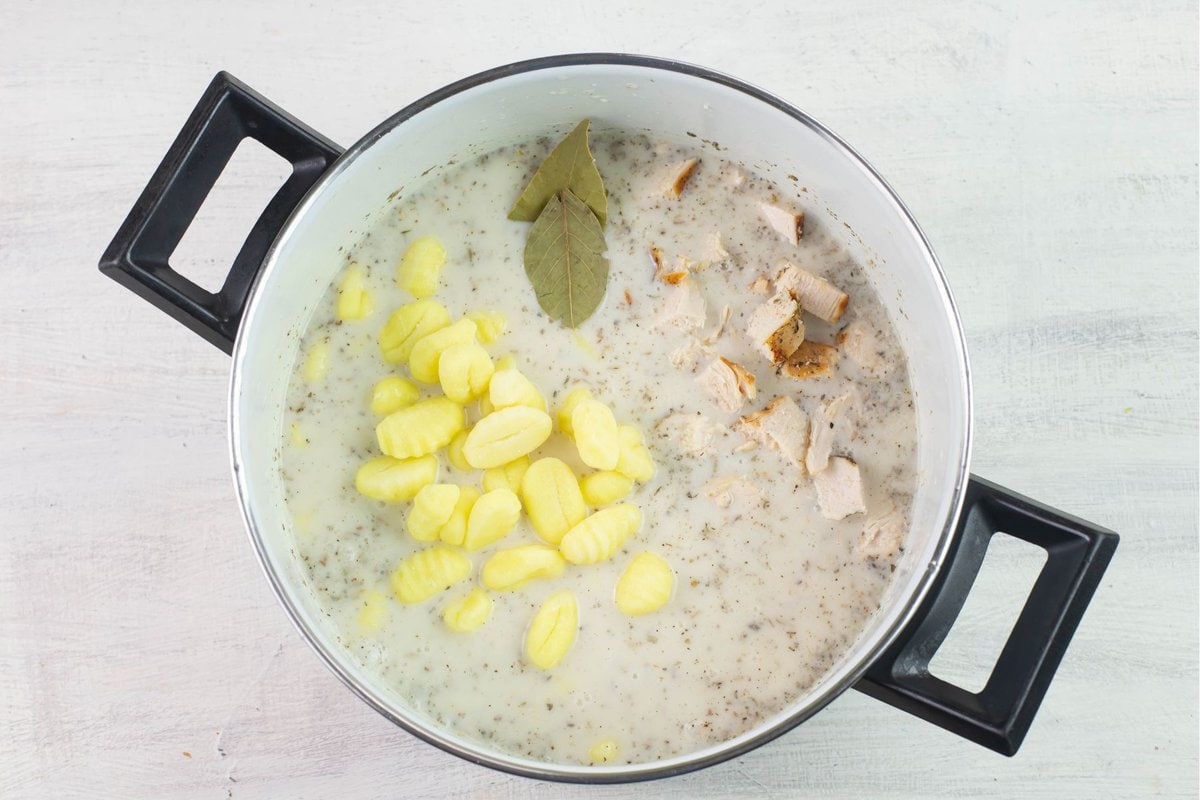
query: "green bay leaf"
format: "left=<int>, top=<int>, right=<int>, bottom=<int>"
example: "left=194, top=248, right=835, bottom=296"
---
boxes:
left=508, top=120, right=608, bottom=228
left=523, top=189, right=610, bottom=328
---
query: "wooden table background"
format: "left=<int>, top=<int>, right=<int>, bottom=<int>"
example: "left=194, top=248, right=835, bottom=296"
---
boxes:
left=3, top=1, right=1197, bottom=797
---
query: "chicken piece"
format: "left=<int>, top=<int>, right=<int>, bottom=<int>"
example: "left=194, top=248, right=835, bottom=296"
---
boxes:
left=745, top=290, right=805, bottom=364
left=859, top=503, right=907, bottom=559
left=733, top=396, right=808, bottom=468
left=723, top=357, right=756, bottom=401
left=694, top=231, right=730, bottom=265
left=705, top=476, right=764, bottom=509
left=669, top=337, right=706, bottom=371
left=664, top=158, right=699, bottom=197
left=649, top=245, right=688, bottom=285
left=697, top=358, right=741, bottom=412
left=806, top=391, right=857, bottom=475
left=697, top=357, right=755, bottom=413
left=781, top=340, right=838, bottom=380
left=748, top=275, right=771, bottom=295
left=760, top=203, right=804, bottom=245
left=838, top=319, right=887, bottom=374
left=813, top=457, right=867, bottom=520
left=655, top=412, right=725, bottom=456
left=774, top=262, right=848, bottom=323
left=654, top=275, right=707, bottom=331
left=701, top=304, right=732, bottom=345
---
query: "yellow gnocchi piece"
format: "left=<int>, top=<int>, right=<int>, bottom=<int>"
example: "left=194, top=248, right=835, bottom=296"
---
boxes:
left=303, top=339, right=330, bottom=384
left=376, top=397, right=464, bottom=459
left=482, top=456, right=530, bottom=497
left=559, top=504, right=642, bottom=565
left=466, top=310, right=507, bottom=343
left=438, top=341, right=495, bottom=403
left=556, top=387, right=593, bottom=436
left=525, top=590, right=578, bottom=670
left=442, top=588, right=493, bottom=633
left=407, top=483, right=461, bottom=542
left=614, top=552, right=674, bottom=616
left=464, top=488, right=522, bottom=550
left=408, top=318, right=478, bottom=384
left=571, top=399, right=620, bottom=470
left=520, top=458, right=587, bottom=545
left=390, top=545, right=471, bottom=604
left=336, top=263, right=373, bottom=320
left=615, top=424, right=656, bottom=483
left=462, top=406, right=553, bottom=469
left=356, top=589, right=389, bottom=631
left=446, top=429, right=473, bottom=471
left=481, top=545, right=566, bottom=590
left=354, top=455, right=438, bottom=502
left=588, top=738, right=620, bottom=765
left=438, top=485, right=480, bottom=547
left=379, top=299, right=451, bottom=364
left=580, top=471, right=634, bottom=506
left=370, top=375, right=420, bottom=415
left=489, top=367, right=546, bottom=412
left=397, top=236, right=446, bottom=299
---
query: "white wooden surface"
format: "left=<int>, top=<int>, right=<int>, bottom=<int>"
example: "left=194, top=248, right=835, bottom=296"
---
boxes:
left=2, top=1, right=1197, bottom=797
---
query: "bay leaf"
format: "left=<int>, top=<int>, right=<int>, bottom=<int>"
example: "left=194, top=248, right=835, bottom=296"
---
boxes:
left=508, top=120, right=608, bottom=227
left=523, top=189, right=610, bottom=328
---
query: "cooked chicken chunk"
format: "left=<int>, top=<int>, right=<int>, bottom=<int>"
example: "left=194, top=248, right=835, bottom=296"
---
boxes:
left=733, top=395, right=808, bottom=468
left=759, top=203, right=804, bottom=245
left=774, top=262, right=848, bottom=323
left=838, top=319, right=887, bottom=374
left=813, top=456, right=867, bottom=520
left=806, top=391, right=857, bottom=475
left=656, top=412, right=725, bottom=456
left=695, top=231, right=730, bottom=264
left=649, top=245, right=689, bottom=285
left=722, top=357, right=756, bottom=400
left=859, top=503, right=907, bottom=559
left=701, top=304, right=732, bottom=345
left=669, top=337, right=706, bottom=371
left=746, top=290, right=805, bottom=364
left=664, top=158, right=699, bottom=197
left=781, top=340, right=838, bottom=380
left=697, top=357, right=756, bottom=413
left=654, top=275, right=707, bottom=331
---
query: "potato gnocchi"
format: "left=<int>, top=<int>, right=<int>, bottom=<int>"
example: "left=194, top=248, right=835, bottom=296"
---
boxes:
left=525, top=590, right=579, bottom=670
left=442, top=588, right=493, bottom=633
left=614, top=552, right=675, bottom=616
left=391, top=546, right=471, bottom=604
left=560, top=504, right=642, bottom=565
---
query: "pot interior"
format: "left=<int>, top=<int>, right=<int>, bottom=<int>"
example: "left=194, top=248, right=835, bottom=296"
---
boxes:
left=231, top=57, right=971, bottom=779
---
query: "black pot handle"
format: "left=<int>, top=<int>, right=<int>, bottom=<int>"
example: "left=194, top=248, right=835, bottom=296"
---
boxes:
left=855, top=474, right=1118, bottom=755
left=98, top=72, right=344, bottom=354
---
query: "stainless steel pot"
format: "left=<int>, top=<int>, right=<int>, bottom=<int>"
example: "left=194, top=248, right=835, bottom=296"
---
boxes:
left=100, top=54, right=1118, bottom=783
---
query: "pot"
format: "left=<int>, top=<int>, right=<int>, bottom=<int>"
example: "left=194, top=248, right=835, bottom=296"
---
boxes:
left=100, top=54, right=1118, bottom=782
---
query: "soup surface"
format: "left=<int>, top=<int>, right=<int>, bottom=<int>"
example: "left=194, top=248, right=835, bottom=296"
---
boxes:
left=279, top=129, right=917, bottom=765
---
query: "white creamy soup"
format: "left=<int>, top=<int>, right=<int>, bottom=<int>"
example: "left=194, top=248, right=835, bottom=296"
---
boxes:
left=279, top=129, right=917, bottom=765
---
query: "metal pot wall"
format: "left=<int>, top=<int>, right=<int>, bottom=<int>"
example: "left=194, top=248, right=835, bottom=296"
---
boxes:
left=100, top=54, right=1117, bottom=783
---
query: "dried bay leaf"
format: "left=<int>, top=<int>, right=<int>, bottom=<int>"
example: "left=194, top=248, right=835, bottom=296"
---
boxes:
left=508, top=120, right=608, bottom=227
left=523, top=189, right=609, bottom=328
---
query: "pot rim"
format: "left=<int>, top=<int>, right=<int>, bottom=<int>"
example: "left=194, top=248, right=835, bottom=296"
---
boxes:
left=228, top=52, right=974, bottom=783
